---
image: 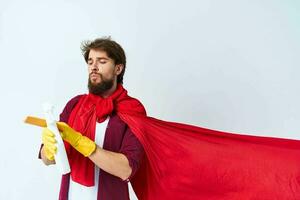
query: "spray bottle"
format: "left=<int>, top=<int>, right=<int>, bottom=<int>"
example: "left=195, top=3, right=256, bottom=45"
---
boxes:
left=43, top=103, right=70, bottom=175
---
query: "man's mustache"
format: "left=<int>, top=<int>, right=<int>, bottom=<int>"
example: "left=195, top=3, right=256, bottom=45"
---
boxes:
left=89, top=72, right=101, bottom=77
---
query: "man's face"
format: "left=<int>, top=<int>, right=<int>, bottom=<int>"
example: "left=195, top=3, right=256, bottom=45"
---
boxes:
left=87, top=49, right=118, bottom=95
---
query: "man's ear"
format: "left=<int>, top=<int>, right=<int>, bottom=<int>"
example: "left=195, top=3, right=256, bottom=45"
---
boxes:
left=115, top=64, right=124, bottom=75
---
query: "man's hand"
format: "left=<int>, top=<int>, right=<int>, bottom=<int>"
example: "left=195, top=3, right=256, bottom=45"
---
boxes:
left=42, top=128, right=57, bottom=161
left=56, top=122, right=96, bottom=157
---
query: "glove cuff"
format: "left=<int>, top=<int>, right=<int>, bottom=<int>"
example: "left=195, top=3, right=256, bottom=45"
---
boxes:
left=75, top=136, right=97, bottom=157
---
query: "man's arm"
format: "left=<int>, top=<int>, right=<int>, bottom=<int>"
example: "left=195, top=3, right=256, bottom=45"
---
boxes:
left=89, top=147, right=132, bottom=181
left=55, top=121, right=145, bottom=181
left=40, top=136, right=133, bottom=179
left=40, top=136, right=132, bottom=179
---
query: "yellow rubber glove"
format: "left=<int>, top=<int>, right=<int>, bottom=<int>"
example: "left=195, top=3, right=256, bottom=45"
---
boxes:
left=56, top=122, right=96, bottom=157
left=42, top=128, right=57, bottom=161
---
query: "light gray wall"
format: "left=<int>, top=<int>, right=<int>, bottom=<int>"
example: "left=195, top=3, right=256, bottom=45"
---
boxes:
left=0, top=0, right=299, bottom=199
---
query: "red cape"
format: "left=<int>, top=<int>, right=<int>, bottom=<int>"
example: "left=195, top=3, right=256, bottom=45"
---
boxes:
left=119, top=113, right=300, bottom=199
left=66, top=84, right=300, bottom=199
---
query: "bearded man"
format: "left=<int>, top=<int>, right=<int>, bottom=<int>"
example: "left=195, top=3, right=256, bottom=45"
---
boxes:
left=40, top=37, right=145, bottom=200
left=38, top=37, right=300, bottom=200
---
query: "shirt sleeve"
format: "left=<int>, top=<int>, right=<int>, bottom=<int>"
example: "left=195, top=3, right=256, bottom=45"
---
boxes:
left=119, top=126, right=145, bottom=182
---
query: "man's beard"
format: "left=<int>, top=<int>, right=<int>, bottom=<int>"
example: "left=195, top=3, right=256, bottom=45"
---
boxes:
left=88, top=73, right=114, bottom=96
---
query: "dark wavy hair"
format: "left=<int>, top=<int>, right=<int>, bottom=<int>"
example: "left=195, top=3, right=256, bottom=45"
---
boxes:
left=81, top=36, right=126, bottom=84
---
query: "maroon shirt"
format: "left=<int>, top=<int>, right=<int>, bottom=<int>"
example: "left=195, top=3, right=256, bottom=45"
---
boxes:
left=40, top=95, right=145, bottom=200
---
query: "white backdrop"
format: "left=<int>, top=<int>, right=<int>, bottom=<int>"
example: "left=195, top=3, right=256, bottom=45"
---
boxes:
left=0, top=0, right=299, bottom=199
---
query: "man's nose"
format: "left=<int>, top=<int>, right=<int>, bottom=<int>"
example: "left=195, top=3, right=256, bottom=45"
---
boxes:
left=91, top=62, right=99, bottom=72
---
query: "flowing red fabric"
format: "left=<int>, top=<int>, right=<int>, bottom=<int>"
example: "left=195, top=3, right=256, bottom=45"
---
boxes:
left=119, top=114, right=300, bottom=199
left=68, top=84, right=300, bottom=199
